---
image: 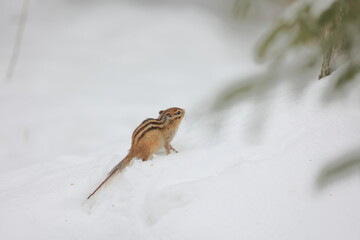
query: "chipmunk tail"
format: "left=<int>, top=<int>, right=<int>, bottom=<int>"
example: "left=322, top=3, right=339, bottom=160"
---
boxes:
left=86, top=153, right=134, bottom=200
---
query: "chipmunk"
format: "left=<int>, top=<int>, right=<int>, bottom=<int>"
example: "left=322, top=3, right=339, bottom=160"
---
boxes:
left=87, top=107, right=185, bottom=199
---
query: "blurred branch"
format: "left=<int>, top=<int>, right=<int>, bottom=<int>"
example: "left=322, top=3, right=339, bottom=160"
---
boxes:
left=233, top=0, right=251, bottom=17
left=215, top=0, right=360, bottom=112
left=318, top=0, right=348, bottom=79
left=213, top=71, right=278, bottom=111
left=5, top=0, right=30, bottom=82
left=317, top=149, right=360, bottom=189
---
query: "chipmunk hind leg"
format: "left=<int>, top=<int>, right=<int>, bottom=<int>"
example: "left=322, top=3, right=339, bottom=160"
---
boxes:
left=136, top=133, right=163, bottom=161
left=139, top=142, right=161, bottom=161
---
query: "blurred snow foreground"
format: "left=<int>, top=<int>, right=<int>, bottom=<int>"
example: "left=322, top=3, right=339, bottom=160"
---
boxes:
left=0, top=1, right=360, bottom=240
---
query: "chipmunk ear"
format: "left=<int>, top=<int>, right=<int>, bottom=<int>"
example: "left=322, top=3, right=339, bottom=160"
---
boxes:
left=159, top=110, right=164, bottom=115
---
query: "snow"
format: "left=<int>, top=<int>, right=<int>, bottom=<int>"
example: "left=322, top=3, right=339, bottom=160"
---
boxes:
left=1, top=1, right=360, bottom=240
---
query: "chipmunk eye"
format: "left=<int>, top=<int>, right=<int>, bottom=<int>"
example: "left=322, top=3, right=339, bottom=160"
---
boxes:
left=176, top=110, right=181, bottom=115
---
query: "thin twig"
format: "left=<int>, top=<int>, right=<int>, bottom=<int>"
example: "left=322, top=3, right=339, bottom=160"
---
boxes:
left=5, top=0, right=30, bottom=82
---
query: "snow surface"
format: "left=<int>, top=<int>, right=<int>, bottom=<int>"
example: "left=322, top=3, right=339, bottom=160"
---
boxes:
left=1, top=1, right=360, bottom=240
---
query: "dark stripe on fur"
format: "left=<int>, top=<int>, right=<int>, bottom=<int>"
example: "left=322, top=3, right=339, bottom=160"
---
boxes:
left=136, top=126, right=164, bottom=143
left=133, top=119, right=162, bottom=138
left=132, top=114, right=167, bottom=144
